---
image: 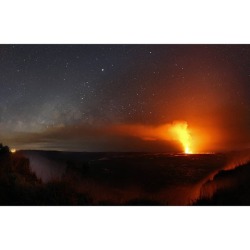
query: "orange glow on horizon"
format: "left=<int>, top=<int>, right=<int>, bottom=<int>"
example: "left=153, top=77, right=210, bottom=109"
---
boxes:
left=105, top=119, right=227, bottom=153
left=185, top=146, right=192, bottom=154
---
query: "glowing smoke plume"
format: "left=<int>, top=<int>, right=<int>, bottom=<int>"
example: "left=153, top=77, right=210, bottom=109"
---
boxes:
left=109, top=121, right=194, bottom=154
left=168, top=121, right=193, bottom=154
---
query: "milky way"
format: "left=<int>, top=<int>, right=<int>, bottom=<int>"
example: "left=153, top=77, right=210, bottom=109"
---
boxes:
left=0, top=45, right=250, bottom=151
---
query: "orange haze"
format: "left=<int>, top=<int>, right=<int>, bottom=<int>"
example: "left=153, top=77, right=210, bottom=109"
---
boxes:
left=108, top=121, right=215, bottom=154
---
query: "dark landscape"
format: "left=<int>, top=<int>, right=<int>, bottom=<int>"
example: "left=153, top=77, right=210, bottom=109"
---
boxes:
left=1, top=143, right=250, bottom=205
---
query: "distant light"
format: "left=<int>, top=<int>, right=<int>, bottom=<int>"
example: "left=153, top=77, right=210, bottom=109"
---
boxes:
left=10, top=148, right=16, bottom=153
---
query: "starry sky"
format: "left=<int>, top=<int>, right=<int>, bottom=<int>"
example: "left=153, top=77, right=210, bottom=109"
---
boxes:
left=0, top=45, right=250, bottom=152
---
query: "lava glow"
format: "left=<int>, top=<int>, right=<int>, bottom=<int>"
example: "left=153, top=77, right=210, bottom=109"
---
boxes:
left=169, top=121, right=193, bottom=154
left=185, top=146, right=192, bottom=154
left=108, top=121, right=196, bottom=153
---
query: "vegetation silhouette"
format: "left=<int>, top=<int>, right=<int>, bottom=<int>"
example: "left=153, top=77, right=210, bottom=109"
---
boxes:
left=194, top=162, right=250, bottom=205
left=0, top=144, right=92, bottom=205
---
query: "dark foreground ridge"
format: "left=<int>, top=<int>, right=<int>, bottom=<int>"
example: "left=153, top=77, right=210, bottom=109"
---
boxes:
left=0, top=144, right=92, bottom=205
left=193, top=162, right=250, bottom=205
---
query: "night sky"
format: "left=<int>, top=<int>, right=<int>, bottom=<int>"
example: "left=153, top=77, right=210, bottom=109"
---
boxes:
left=1, top=45, right=250, bottom=152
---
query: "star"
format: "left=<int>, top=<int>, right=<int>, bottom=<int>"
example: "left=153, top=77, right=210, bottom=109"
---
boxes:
left=0, top=44, right=248, bottom=153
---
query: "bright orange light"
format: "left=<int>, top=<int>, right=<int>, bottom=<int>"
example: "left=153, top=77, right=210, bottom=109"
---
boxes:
left=10, top=148, right=16, bottom=153
left=185, top=146, right=192, bottom=154
left=169, top=121, right=193, bottom=154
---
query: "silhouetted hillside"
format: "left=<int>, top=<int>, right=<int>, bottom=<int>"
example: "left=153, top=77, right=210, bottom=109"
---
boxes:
left=0, top=144, right=92, bottom=205
left=194, top=162, right=250, bottom=205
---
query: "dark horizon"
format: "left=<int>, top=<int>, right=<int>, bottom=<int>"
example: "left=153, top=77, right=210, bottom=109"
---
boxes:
left=12, top=146, right=250, bottom=154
